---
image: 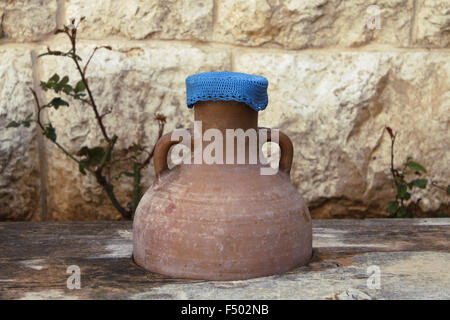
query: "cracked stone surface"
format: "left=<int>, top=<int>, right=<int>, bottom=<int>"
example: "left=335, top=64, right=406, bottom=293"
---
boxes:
left=0, top=219, right=448, bottom=299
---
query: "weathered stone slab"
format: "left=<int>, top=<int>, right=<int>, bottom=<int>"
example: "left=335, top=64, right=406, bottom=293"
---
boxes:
left=414, top=0, right=450, bottom=47
left=38, top=42, right=231, bottom=220
left=214, top=0, right=414, bottom=49
left=0, top=48, right=41, bottom=220
left=0, top=218, right=448, bottom=299
left=234, top=50, right=450, bottom=218
left=0, top=0, right=57, bottom=42
left=65, top=0, right=214, bottom=41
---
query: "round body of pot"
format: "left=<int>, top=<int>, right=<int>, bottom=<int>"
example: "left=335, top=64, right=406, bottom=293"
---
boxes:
left=133, top=161, right=312, bottom=280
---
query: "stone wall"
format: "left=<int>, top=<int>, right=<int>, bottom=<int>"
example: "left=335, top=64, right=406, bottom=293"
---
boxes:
left=0, top=0, right=449, bottom=221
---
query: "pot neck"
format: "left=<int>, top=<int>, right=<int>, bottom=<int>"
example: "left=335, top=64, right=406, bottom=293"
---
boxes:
left=193, top=101, right=258, bottom=132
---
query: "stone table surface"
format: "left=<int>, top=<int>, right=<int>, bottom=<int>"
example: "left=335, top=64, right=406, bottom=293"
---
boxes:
left=0, top=218, right=449, bottom=300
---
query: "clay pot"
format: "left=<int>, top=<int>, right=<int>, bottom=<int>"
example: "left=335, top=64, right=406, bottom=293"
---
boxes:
left=133, top=100, right=312, bottom=280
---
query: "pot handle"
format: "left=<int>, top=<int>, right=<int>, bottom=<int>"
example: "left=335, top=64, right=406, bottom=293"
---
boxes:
left=258, top=127, right=293, bottom=175
left=153, top=131, right=185, bottom=179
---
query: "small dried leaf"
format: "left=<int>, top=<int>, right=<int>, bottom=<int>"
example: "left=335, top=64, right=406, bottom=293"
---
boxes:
left=155, top=113, right=167, bottom=122
left=385, top=126, right=394, bottom=139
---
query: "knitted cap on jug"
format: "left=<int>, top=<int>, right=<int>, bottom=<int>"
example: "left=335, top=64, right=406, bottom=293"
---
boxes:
left=186, top=71, right=269, bottom=111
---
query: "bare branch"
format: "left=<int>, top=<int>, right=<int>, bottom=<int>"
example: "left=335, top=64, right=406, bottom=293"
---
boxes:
left=386, top=126, right=398, bottom=187
left=83, top=47, right=100, bottom=75
left=66, top=30, right=111, bottom=143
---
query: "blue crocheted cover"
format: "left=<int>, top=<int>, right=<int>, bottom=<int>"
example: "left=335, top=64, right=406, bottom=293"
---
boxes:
left=186, top=72, right=268, bottom=111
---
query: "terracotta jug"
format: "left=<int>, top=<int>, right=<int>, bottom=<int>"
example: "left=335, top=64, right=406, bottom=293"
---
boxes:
left=133, top=72, right=312, bottom=280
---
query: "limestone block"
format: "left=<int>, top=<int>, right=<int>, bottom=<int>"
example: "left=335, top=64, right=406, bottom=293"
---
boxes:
left=214, top=0, right=413, bottom=49
left=0, top=48, right=41, bottom=220
left=65, top=0, right=213, bottom=41
left=234, top=50, right=450, bottom=217
left=414, top=0, right=450, bottom=47
left=0, top=0, right=57, bottom=42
